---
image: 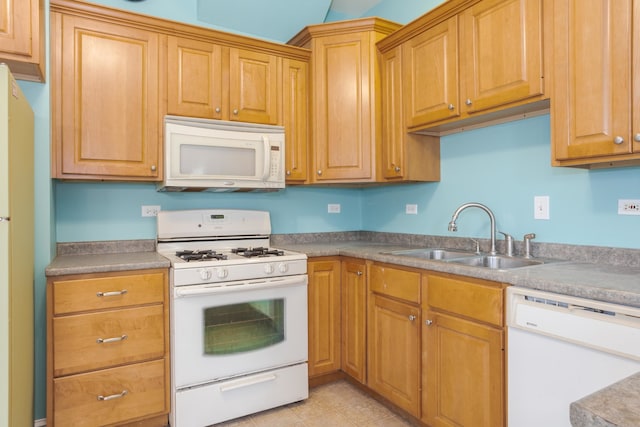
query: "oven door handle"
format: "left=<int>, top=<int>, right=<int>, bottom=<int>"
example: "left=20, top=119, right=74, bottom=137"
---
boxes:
left=174, top=275, right=307, bottom=298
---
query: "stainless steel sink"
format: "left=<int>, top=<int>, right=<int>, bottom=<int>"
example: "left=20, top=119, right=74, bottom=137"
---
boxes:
left=384, top=248, right=478, bottom=260
left=382, top=248, right=555, bottom=270
left=447, top=254, right=544, bottom=269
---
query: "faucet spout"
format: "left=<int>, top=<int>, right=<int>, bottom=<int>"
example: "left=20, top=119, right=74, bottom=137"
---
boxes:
left=448, top=202, right=497, bottom=255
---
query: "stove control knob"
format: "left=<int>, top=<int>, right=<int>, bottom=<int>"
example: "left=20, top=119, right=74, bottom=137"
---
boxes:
left=278, top=263, right=289, bottom=274
left=264, top=263, right=275, bottom=274
left=199, top=268, right=212, bottom=281
left=216, top=268, right=229, bottom=279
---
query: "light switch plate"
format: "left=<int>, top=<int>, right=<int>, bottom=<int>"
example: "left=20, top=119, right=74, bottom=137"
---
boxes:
left=328, top=204, right=341, bottom=214
left=406, top=204, right=418, bottom=215
left=534, top=196, right=550, bottom=220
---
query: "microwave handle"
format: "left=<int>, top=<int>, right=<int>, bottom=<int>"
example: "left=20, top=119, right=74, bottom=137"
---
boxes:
left=262, top=136, right=271, bottom=180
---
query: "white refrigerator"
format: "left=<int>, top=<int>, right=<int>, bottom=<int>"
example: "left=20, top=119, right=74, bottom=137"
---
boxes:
left=0, top=63, right=34, bottom=427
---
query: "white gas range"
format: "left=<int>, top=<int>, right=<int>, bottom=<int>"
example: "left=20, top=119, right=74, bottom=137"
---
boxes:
left=157, top=209, right=309, bottom=427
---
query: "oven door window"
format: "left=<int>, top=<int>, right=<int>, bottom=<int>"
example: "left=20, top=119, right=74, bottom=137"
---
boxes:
left=204, top=299, right=285, bottom=355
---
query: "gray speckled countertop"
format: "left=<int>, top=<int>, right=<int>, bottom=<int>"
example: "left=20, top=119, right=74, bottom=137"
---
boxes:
left=45, top=239, right=170, bottom=276
left=275, top=240, right=640, bottom=309
left=571, top=373, right=640, bottom=427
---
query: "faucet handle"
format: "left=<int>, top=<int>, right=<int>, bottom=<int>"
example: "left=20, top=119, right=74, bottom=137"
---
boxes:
left=499, top=231, right=514, bottom=256
left=523, top=233, right=536, bottom=258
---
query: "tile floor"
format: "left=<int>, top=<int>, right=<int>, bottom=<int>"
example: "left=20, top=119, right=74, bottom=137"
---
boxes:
left=213, top=380, right=416, bottom=426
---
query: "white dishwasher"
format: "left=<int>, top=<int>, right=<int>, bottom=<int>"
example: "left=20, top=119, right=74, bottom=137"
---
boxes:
left=507, top=287, right=640, bottom=427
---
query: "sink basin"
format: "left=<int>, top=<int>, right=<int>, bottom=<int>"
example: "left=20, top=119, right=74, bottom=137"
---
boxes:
left=385, top=248, right=478, bottom=260
left=448, top=255, right=544, bottom=269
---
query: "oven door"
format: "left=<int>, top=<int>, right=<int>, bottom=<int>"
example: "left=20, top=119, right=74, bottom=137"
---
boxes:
left=172, top=274, right=308, bottom=389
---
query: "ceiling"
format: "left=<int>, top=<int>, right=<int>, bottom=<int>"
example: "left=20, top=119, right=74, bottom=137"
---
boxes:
left=328, top=0, right=382, bottom=16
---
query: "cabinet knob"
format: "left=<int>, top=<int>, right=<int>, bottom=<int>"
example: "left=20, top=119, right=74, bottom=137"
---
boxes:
left=286, top=170, right=291, bottom=176
left=215, top=107, right=221, bottom=113
left=408, top=315, right=417, bottom=321
left=465, top=99, right=472, bottom=106
left=317, top=170, right=322, bottom=176
left=233, top=109, right=239, bottom=115
left=425, top=319, right=433, bottom=326
left=394, top=166, right=401, bottom=172
left=356, top=271, right=363, bottom=276
left=635, top=134, right=640, bottom=142
left=613, top=136, right=625, bottom=145
left=448, top=103, right=455, bottom=111
left=150, top=165, right=157, bottom=172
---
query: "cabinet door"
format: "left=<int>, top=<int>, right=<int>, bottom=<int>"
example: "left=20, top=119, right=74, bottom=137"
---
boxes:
left=52, top=14, right=160, bottom=180
left=368, top=294, right=420, bottom=417
left=312, top=32, right=373, bottom=181
left=341, top=259, right=366, bottom=383
left=167, top=36, right=223, bottom=119
left=0, top=0, right=43, bottom=81
left=422, top=310, right=504, bottom=427
left=459, top=0, right=543, bottom=114
left=552, top=0, right=634, bottom=161
left=381, top=46, right=441, bottom=182
left=307, top=259, right=341, bottom=377
left=402, top=16, right=459, bottom=128
left=283, top=58, right=309, bottom=182
left=229, top=48, right=279, bottom=124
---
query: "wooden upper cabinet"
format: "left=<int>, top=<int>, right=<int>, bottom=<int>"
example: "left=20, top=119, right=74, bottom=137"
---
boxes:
left=380, top=0, right=547, bottom=134
left=167, top=38, right=280, bottom=124
left=0, top=0, right=44, bottom=81
left=459, top=0, right=544, bottom=115
left=381, top=46, right=440, bottom=182
left=167, top=37, right=223, bottom=119
left=283, top=58, right=309, bottom=182
left=290, top=18, right=401, bottom=183
left=229, top=48, right=280, bottom=124
left=551, top=0, right=640, bottom=167
left=402, top=16, right=459, bottom=128
left=51, top=11, right=161, bottom=180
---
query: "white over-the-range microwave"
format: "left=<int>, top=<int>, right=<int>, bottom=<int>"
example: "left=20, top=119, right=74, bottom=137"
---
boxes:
left=158, top=115, right=285, bottom=192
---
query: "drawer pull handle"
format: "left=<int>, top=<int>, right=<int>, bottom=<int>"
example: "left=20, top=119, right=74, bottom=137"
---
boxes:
left=96, top=335, right=128, bottom=344
left=96, top=290, right=128, bottom=297
left=97, top=390, right=128, bottom=401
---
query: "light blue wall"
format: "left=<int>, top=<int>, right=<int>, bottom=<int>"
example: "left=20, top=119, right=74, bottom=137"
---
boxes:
left=363, top=114, right=640, bottom=249
left=55, top=184, right=363, bottom=241
left=28, top=0, right=640, bottom=421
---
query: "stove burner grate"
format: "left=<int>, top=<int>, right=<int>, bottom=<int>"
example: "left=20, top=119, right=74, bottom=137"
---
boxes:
left=231, top=247, right=285, bottom=258
left=176, top=249, right=228, bottom=262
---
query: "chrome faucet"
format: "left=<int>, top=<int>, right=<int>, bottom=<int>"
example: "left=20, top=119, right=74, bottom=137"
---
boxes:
left=448, top=202, right=497, bottom=255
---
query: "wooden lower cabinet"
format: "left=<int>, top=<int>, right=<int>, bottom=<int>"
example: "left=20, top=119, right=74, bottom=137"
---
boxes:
left=306, top=258, right=507, bottom=426
left=422, top=273, right=506, bottom=427
left=367, top=263, right=421, bottom=417
left=307, top=257, right=342, bottom=377
left=341, top=258, right=367, bottom=383
left=47, top=269, right=170, bottom=427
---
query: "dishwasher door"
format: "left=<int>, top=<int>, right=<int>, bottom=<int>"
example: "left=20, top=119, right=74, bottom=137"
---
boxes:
left=507, top=287, right=640, bottom=427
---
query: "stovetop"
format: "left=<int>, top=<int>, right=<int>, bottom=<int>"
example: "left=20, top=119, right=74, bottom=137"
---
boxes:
left=156, top=209, right=307, bottom=284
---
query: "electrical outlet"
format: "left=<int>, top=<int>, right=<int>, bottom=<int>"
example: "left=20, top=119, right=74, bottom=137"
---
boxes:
left=534, top=196, right=550, bottom=220
left=406, top=204, right=418, bottom=215
left=141, top=205, right=161, bottom=217
left=618, top=199, right=640, bottom=215
left=328, top=204, right=341, bottom=214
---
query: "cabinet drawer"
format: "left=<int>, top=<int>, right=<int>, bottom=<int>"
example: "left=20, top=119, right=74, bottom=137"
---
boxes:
left=53, top=305, right=165, bottom=377
left=369, top=264, right=420, bottom=304
left=425, top=274, right=504, bottom=327
left=53, top=359, right=167, bottom=427
left=52, top=271, right=165, bottom=315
